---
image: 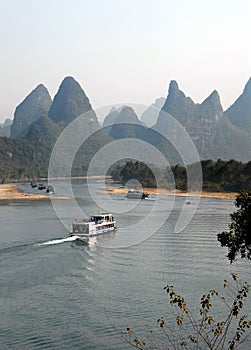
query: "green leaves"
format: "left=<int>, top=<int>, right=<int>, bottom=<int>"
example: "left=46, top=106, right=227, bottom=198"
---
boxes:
left=218, top=190, right=251, bottom=262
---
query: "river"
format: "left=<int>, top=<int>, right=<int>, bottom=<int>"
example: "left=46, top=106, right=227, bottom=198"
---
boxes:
left=0, top=179, right=250, bottom=349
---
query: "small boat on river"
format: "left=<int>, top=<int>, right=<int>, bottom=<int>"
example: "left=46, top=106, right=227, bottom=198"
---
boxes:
left=70, top=213, right=116, bottom=240
left=125, top=189, right=149, bottom=199
left=38, top=183, right=46, bottom=190
left=46, top=185, right=54, bottom=194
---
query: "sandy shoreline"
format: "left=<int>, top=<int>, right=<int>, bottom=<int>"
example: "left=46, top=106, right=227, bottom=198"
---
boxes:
left=0, top=184, right=69, bottom=201
left=105, top=187, right=238, bottom=199
left=0, top=183, right=237, bottom=201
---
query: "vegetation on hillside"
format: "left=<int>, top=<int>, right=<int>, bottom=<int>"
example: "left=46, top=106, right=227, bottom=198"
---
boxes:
left=10, top=84, right=52, bottom=138
left=48, top=76, right=93, bottom=125
left=110, top=160, right=157, bottom=188
left=110, top=159, right=251, bottom=192
left=0, top=115, right=112, bottom=180
left=2, top=76, right=251, bottom=180
left=0, top=137, right=35, bottom=180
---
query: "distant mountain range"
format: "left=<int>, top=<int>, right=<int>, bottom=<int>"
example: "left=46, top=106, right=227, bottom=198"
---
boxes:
left=155, top=80, right=251, bottom=161
left=102, top=78, right=251, bottom=162
left=140, top=97, right=166, bottom=126
left=0, top=76, right=250, bottom=179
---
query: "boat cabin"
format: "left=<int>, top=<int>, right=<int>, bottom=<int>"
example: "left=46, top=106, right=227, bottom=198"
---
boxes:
left=90, top=214, right=114, bottom=223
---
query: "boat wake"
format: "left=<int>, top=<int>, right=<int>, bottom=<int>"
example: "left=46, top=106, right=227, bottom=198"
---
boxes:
left=0, top=236, right=79, bottom=262
left=37, top=236, right=78, bottom=246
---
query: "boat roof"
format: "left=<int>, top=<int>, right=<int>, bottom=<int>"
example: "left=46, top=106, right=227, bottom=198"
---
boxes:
left=92, top=213, right=113, bottom=217
left=74, top=213, right=113, bottom=221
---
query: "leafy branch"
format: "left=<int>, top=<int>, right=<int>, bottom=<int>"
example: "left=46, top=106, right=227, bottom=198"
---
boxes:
left=123, top=274, right=251, bottom=349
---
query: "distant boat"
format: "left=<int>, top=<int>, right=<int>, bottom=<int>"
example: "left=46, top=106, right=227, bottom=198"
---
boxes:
left=125, top=189, right=149, bottom=199
left=70, top=213, right=116, bottom=240
left=30, top=181, right=37, bottom=188
left=38, top=183, right=46, bottom=190
left=46, top=185, right=54, bottom=194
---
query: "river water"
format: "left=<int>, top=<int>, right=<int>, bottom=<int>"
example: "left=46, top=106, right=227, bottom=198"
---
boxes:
left=0, top=179, right=250, bottom=349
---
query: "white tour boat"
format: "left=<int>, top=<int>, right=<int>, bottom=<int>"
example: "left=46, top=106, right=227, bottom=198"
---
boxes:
left=125, top=189, right=149, bottom=199
left=70, top=213, right=116, bottom=239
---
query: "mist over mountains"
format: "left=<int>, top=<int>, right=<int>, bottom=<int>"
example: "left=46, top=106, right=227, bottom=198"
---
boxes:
left=0, top=75, right=250, bottom=179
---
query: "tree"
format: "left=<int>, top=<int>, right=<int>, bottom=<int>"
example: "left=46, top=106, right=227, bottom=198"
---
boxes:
left=217, top=190, right=251, bottom=262
left=111, top=161, right=157, bottom=188
left=124, top=274, right=251, bottom=350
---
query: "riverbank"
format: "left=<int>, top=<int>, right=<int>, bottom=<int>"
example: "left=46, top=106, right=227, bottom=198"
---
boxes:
left=0, top=183, right=238, bottom=201
left=105, top=187, right=238, bottom=199
left=0, top=184, right=68, bottom=201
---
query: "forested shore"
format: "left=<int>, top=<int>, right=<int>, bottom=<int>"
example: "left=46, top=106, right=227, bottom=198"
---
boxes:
left=110, top=159, right=251, bottom=192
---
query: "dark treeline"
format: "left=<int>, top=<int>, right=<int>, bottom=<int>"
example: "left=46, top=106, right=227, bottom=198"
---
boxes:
left=110, top=159, right=251, bottom=192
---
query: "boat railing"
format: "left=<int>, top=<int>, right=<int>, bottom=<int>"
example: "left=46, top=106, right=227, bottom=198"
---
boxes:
left=74, top=216, right=115, bottom=224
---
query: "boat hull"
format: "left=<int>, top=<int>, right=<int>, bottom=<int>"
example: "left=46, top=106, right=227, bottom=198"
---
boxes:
left=70, top=227, right=115, bottom=239
left=126, top=193, right=149, bottom=199
left=125, top=189, right=149, bottom=199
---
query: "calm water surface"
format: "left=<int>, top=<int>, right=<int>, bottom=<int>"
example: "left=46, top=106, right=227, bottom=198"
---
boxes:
left=0, top=180, right=250, bottom=349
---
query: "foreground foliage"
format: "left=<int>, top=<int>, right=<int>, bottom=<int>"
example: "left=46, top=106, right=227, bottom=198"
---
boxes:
left=124, top=274, right=251, bottom=349
left=218, top=191, right=251, bottom=262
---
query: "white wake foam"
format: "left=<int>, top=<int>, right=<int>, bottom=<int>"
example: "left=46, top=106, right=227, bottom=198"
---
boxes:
left=37, top=236, right=78, bottom=246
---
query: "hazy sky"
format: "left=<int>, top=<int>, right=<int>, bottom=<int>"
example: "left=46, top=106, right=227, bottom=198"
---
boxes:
left=0, top=0, right=250, bottom=122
